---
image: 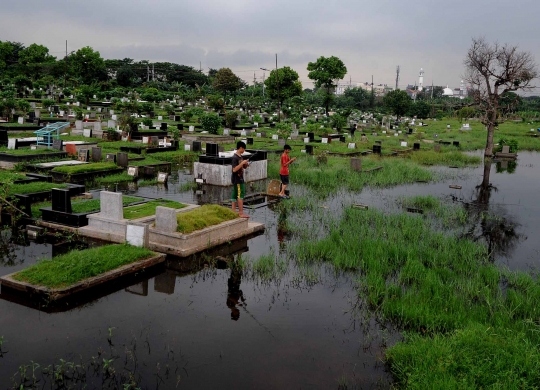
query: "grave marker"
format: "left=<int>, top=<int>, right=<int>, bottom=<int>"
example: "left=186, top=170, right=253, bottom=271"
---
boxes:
left=127, top=166, right=139, bottom=177
left=155, top=206, right=177, bottom=232
left=83, top=128, right=92, bottom=138
left=65, top=143, right=77, bottom=156
left=7, top=138, right=18, bottom=150
left=106, top=153, right=117, bottom=163
left=157, top=172, right=168, bottom=184
left=78, top=149, right=89, bottom=162
left=117, top=152, right=129, bottom=167
left=348, top=143, right=356, bottom=149
left=126, top=223, right=148, bottom=248
left=92, top=147, right=102, bottom=162
left=100, top=191, right=123, bottom=220
left=52, top=188, right=72, bottom=213
left=350, top=158, right=362, bottom=172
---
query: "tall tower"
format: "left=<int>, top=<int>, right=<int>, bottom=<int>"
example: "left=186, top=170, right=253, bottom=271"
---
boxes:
left=418, top=68, right=424, bottom=92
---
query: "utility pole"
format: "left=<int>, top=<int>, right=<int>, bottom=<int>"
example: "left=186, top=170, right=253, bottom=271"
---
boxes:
left=276, top=53, right=280, bottom=122
left=395, top=66, right=400, bottom=90
left=370, top=75, right=375, bottom=108
left=64, top=40, right=68, bottom=89
left=152, top=63, right=155, bottom=81
left=147, top=64, right=150, bottom=82
left=260, top=69, right=266, bottom=99
left=431, top=80, right=434, bottom=99
left=253, top=72, right=256, bottom=97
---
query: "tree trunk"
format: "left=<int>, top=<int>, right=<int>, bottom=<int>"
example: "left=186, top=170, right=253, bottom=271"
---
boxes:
left=484, top=109, right=497, bottom=157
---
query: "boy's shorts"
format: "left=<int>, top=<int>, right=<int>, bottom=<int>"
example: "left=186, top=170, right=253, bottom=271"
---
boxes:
left=231, top=183, right=245, bottom=201
left=280, top=175, right=289, bottom=185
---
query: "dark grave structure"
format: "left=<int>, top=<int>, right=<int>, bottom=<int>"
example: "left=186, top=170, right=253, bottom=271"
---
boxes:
left=78, top=149, right=89, bottom=162
left=307, top=132, right=315, bottom=142
left=305, top=145, right=314, bottom=155
left=413, top=143, right=420, bottom=151
left=373, top=145, right=382, bottom=154
left=52, top=188, right=72, bottom=214
left=92, top=147, right=102, bottom=162
left=206, top=143, right=219, bottom=156
left=106, top=153, right=116, bottom=163
left=0, top=130, right=7, bottom=147
left=160, top=123, right=167, bottom=130
left=247, top=137, right=254, bottom=145
left=192, top=141, right=202, bottom=152
left=52, top=139, right=63, bottom=151
left=453, top=141, right=460, bottom=147
left=117, top=152, right=129, bottom=167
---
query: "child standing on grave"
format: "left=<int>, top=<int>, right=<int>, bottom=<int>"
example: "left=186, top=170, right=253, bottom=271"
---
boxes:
left=231, top=141, right=250, bottom=218
left=278, top=144, right=296, bottom=199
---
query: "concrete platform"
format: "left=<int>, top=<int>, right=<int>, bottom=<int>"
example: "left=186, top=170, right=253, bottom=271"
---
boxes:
left=148, top=220, right=265, bottom=257
left=33, top=160, right=88, bottom=168
left=194, top=159, right=267, bottom=186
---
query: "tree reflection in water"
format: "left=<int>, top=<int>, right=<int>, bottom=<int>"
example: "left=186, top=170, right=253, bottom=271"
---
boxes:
left=462, top=159, right=522, bottom=262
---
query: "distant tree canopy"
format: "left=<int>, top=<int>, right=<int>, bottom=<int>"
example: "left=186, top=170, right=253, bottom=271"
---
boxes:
left=383, top=89, right=411, bottom=116
left=212, top=68, right=242, bottom=99
left=307, top=56, right=347, bottom=115
left=264, top=66, right=302, bottom=105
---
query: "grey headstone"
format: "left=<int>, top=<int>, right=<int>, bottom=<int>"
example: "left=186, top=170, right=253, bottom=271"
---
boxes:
left=127, top=166, right=139, bottom=177
left=83, top=128, right=92, bottom=138
left=92, top=147, right=102, bottom=162
left=434, top=145, right=441, bottom=152
left=502, top=145, right=510, bottom=154
left=350, top=158, right=362, bottom=172
left=157, top=172, right=168, bottom=183
left=106, top=153, right=116, bottom=163
left=100, top=191, right=123, bottom=220
left=117, top=152, right=128, bottom=167
left=155, top=206, right=177, bottom=233
left=7, top=138, right=17, bottom=150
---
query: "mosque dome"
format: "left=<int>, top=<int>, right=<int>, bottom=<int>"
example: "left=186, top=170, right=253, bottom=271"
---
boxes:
left=443, top=86, right=454, bottom=96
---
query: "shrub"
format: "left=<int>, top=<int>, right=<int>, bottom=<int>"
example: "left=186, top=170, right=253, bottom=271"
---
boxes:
left=225, top=110, right=238, bottom=128
left=200, top=113, right=222, bottom=134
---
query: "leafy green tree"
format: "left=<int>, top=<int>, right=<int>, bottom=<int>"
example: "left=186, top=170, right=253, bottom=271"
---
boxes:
left=77, top=84, right=98, bottom=105
left=264, top=66, right=302, bottom=107
left=408, top=100, right=431, bottom=119
left=330, top=114, right=347, bottom=131
left=212, top=68, right=241, bottom=99
left=69, top=46, right=107, bottom=84
left=383, top=89, right=411, bottom=116
left=207, top=95, right=225, bottom=111
left=307, top=56, right=347, bottom=115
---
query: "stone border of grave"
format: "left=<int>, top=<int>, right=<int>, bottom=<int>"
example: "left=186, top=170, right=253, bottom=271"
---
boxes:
left=0, top=253, right=166, bottom=301
left=148, top=209, right=265, bottom=257
left=50, top=167, right=124, bottom=183
left=76, top=192, right=200, bottom=243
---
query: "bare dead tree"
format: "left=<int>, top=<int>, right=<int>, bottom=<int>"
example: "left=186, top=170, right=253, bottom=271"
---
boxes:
left=464, top=37, right=538, bottom=157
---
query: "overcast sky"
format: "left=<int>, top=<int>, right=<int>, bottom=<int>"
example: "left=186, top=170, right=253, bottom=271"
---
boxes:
left=1, top=0, right=539, bottom=90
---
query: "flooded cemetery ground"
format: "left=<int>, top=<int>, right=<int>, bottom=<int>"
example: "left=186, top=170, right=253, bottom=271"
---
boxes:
left=1, top=151, right=540, bottom=389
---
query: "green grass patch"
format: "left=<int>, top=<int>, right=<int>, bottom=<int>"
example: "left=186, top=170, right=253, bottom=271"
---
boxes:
left=126, top=157, right=163, bottom=167
left=287, top=202, right=540, bottom=388
left=51, top=162, right=118, bottom=174
left=7, top=182, right=67, bottom=196
left=0, top=171, right=27, bottom=182
left=267, top=154, right=432, bottom=195
left=123, top=199, right=186, bottom=220
left=13, top=244, right=155, bottom=288
left=176, top=204, right=238, bottom=234
left=0, top=147, right=63, bottom=155
left=31, top=196, right=143, bottom=218
left=407, top=150, right=481, bottom=167
left=95, top=173, right=134, bottom=184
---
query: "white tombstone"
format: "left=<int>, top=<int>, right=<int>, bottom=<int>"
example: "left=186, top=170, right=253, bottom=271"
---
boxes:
left=241, top=130, right=247, bottom=136
left=184, top=144, right=191, bottom=151
left=158, top=116, right=163, bottom=120
left=257, top=133, right=261, bottom=138
left=382, top=130, right=387, bottom=134
left=322, top=138, right=328, bottom=144
left=142, top=136, right=149, bottom=144
left=401, top=141, right=408, bottom=147
left=254, top=122, right=258, bottom=128
left=7, top=138, right=17, bottom=150
left=127, top=166, right=139, bottom=177
left=223, top=128, right=230, bottom=135
left=157, top=172, right=169, bottom=184
left=59, top=110, right=64, bottom=116
left=83, top=129, right=92, bottom=138
left=272, top=134, right=279, bottom=140
left=394, top=133, right=398, bottom=137
left=155, top=207, right=177, bottom=232
left=17, top=117, right=24, bottom=124
left=107, top=120, right=116, bottom=128
left=112, top=114, right=117, bottom=120
left=304, top=137, right=310, bottom=143
left=189, top=126, right=195, bottom=132
left=348, top=143, right=356, bottom=149
left=126, top=223, right=148, bottom=248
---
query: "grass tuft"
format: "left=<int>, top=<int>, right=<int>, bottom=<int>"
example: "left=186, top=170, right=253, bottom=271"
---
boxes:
left=176, top=204, right=238, bottom=234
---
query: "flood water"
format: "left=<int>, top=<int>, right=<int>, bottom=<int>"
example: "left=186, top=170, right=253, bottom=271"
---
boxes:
left=1, top=152, right=539, bottom=388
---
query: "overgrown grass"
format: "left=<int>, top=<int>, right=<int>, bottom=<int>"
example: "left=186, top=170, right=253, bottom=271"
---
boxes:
left=95, top=173, right=134, bottom=184
left=123, top=199, right=185, bottom=220
left=287, top=204, right=540, bottom=388
left=0, top=147, right=63, bottom=155
left=51, top=162, right=118, bottom=174
left=13, top=244, right=155, bottom=288
left=7, top=182, right=67, bottom=196
left=0, top=171, right=26, bottom=182
left=176, top=204, right=238, bottom=234
left=407, top=150, right=481, bottom=167
left=125, top=157, right=163, bottom=167
left=267, top=154, right=432, bottom=195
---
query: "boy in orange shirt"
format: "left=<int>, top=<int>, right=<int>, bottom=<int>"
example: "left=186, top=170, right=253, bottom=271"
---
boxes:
left=278, top=144, right=296, bottom=199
